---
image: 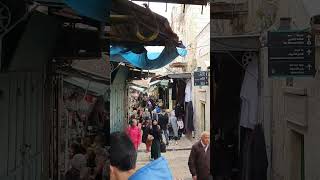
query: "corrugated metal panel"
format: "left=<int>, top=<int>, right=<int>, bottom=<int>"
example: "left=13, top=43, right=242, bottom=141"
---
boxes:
left=0, top=74, right=9, bottom=178
left=110, top=66, right=128, bottom=132
left=0, top=72, right=44, bottom=180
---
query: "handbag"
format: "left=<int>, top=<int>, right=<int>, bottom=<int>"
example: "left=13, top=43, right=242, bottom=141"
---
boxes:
left=160, top=141, right=166, bottom=153
left=147, top=134, right=154, bottom=141
left=161, top=132, right=167, bottom=145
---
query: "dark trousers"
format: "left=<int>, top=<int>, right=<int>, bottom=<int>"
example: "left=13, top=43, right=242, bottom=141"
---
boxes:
left=151, top=140, right=161, bottom=160
left=178, top=129, right=183, bottom=138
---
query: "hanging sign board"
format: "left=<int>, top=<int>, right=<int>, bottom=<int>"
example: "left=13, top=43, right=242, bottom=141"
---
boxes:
left=268, top=31, right=316, bottom=77
left=194, top=71, right=209, bottom=86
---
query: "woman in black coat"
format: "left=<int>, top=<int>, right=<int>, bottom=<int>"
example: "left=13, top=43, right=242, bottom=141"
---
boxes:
left=150, top=120, right=162, bottom=160
left=142, top=118, right=152, bottom=152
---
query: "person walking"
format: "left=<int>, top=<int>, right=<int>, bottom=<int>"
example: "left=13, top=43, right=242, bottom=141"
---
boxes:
left=142, top=119, right=152, bottom=152
left=158, top=109, right=169, bottom=145
left=142, top=108, right=151, bottom=120
left=169, top=110, right=179, bottom=145
left=188, top=131, right=211, bottom=180
left=126, top=119, right=142, bottom=150
left=177, top=117, right=184, bottom=139
left=150, top=120, right=162, bottom=160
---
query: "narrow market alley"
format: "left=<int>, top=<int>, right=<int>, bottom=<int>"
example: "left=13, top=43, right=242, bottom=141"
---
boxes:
left=111, top=1, right=211, bottom=179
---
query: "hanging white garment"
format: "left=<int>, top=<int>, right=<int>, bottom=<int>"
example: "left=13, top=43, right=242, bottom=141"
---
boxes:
left=239, top=59, right=258, bottom=129
left=185, top=79, right=192, bottom=102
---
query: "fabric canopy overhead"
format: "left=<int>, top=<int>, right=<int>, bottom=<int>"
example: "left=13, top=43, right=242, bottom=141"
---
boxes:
left=130, top=85, right=146, bottom=92
left=64, top=76, right=109, bottom=96
left=110, top=42, right=187, bottom=70
left=64, top=0, right=110, bottom=22
left=111, top=0, right=180, bottom=46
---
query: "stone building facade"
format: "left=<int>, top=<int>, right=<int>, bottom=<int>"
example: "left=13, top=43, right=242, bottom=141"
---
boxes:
left=212, top=0, right=320, bottom=179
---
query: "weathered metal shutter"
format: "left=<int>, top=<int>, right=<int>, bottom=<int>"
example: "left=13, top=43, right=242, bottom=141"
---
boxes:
left=110, top=66, right=128, bottom=132
left=0, top=72, right=45, bottom=180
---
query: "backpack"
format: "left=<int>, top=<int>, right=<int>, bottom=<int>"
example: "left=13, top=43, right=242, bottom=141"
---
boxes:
left=156, top=106, right=161, bottom=113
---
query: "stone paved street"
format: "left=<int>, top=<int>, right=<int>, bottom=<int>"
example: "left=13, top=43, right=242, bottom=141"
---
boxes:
left=136, top=135, right=198, bottom=180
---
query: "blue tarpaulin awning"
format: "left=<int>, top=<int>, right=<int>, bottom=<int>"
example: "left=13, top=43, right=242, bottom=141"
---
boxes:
left=64, top=0, right=110, bottom=22
left=35, top=0, right=110, bottom=22
left=110, top=42, right=187, bottom=70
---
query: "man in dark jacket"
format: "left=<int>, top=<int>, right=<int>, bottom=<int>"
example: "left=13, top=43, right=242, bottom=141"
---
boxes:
left=188, top=131, right=211, bottom=180
left=158, top=109, right=169, bottom=145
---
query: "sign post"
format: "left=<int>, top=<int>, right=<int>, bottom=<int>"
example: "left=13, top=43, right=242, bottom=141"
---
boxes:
left=268, top=31, right=316, bottom=77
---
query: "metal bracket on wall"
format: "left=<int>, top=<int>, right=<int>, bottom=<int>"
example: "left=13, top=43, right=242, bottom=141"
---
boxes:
left=0, top=1, right=11, bottom=35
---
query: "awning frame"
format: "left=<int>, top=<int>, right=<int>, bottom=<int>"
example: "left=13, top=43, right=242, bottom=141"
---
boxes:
left=211, top=34, right=261, bottom=52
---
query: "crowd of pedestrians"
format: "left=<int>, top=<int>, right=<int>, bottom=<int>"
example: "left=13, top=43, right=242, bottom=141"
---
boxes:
left=122, top=96, right=212, bottom=180
left=126, top=96, right=185, bottom=161
left=109, top=130, right=212, bottom=180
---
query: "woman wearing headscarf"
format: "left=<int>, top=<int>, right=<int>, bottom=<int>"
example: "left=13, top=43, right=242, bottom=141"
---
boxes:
left=126, top=119, right=142, bottom=150
left=150, top=120, right=162, bottom=160
left=169, top=110, right=179, bottom=145
left=142, top=119, right=152, bottom=152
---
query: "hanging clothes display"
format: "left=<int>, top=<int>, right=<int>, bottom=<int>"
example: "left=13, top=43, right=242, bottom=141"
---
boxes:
left=176, top=80, right=186, bottom=106
left=239, top=58, right=258, bottom=129
left=159, top=87, right=165, bottom=100
left=175, top=103, right=184, bottom=118
left=184, top=79, right=192, bottom=102
left=184, top=101, right=194, bottom=133
left=171, top=80, right=177, bottom=100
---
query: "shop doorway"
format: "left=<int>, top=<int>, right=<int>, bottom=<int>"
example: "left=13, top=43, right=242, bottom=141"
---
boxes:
left=212, top=52, right=246, bottom=179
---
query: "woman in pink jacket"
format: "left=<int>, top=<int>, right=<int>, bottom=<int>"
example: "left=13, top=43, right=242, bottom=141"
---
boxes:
left=126, top=119, right=142, bottom=150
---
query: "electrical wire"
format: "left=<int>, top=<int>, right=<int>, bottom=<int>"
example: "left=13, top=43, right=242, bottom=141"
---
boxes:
left=185, top=44, right=209, bottom=50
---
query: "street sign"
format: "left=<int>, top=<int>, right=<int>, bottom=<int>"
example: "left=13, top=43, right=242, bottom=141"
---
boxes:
left=268, top=31, right=316, bottom=77
left=268, top=32, right=314, bottom=47
left=194, top=71, right=208, bottom=86
left=268, top=47, right=314, bottom=60
left=268, top=61, right=315, bottom=76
